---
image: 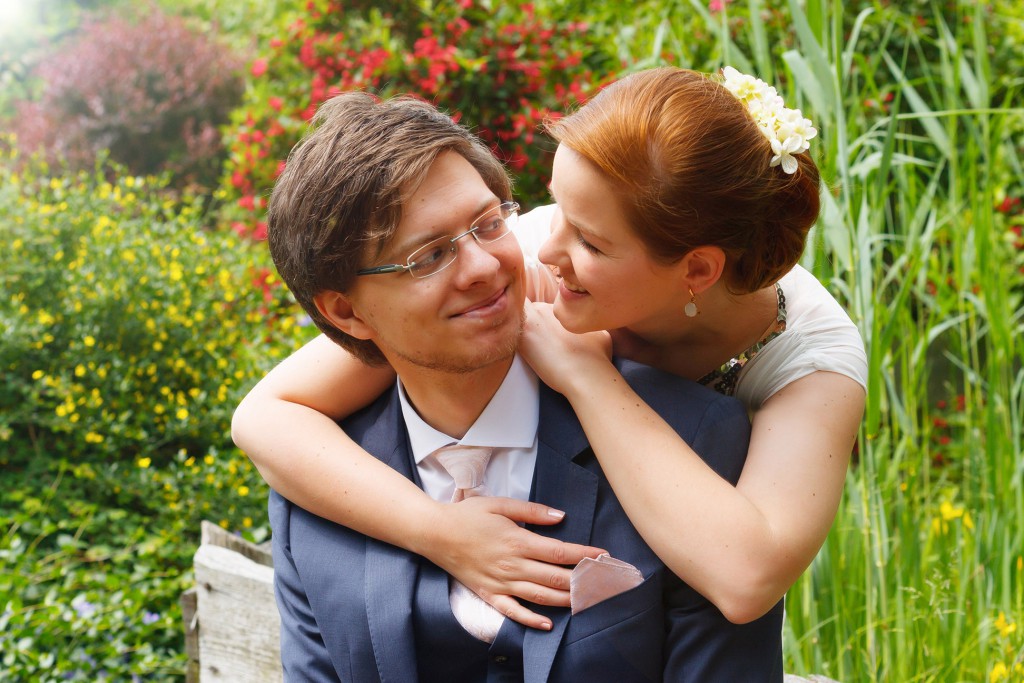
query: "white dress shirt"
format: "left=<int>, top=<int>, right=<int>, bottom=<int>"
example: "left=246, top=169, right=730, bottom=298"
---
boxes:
left=397, top=354, right=540, bottom=640
left=398, top=354, right=539, bottom=503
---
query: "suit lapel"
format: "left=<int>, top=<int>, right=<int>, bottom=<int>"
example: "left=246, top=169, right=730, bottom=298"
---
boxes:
left=524, top=384, right=599, bottom=683
left=361, top=393, right=421, bottom=683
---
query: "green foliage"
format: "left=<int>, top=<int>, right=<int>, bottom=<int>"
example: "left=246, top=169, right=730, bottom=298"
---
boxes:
left=219, top=0, right=619, bottom=238
left=0, top=141, right=309, bottom=466
left=0, top=448, right=271, bottom=680
left=0, top=138, right=313, bottom=679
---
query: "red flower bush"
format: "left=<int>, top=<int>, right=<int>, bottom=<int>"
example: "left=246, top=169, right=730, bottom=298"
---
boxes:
left=8, top=7, right=243, bottom=187
left=220, top=0, right=616, bottom=238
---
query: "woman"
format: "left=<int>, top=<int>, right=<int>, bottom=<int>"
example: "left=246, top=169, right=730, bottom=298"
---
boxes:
left=232, top=66, right=866, bottom=628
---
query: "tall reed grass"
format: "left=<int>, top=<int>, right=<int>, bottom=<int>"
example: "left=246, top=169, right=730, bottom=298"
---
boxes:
left=604, top=0, right=1024, bottom=677
left=680, top=1, right=1024, bottom=679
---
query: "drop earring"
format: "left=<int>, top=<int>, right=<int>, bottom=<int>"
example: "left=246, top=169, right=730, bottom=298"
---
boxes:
left=684, top=288, right=699, bottom=318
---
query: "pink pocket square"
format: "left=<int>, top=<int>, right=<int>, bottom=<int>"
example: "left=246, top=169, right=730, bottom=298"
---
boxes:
left=570, top=553, right=644, bottom=615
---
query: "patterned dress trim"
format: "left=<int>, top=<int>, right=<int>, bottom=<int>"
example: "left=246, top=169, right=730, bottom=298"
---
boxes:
left=697, top=284, right=787, bottom=396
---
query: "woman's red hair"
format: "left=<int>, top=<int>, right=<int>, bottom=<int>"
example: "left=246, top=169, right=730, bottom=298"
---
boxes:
left=548, top=67, right=821, bottom=293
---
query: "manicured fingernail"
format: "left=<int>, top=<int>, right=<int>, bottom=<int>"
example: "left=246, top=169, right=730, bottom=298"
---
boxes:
left=548, top=509, right=565, bottom=519
left=541, top=621, right=552, bottom=630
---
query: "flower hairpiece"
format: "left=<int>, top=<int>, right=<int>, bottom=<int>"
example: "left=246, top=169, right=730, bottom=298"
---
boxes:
left=720, top=66, right=817, bottom=174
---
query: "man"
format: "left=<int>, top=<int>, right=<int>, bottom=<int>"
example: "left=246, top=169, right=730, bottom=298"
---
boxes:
left=266, top=92, right=784, bottom=682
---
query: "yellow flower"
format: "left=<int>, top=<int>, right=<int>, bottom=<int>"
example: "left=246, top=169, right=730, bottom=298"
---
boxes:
left=176, top=408, right=189, bottom=420
left=74, top=364, right=86, bottom=377
left=184, top=456, right=195, bottom=467
left=32, top=370, right=44, bottom=380
left=940, top=501, right=963, bottom=521
left=995, top=612, right=1017, bottom=638
left=205, top=454, right=215, bottom=465
left=84, top=432, right=104, bottom=443
left=990, top=661, right=1008, bottom=682
left=137, top=457, right=152, bottom=468
left=243, top=517, right=253, bottom=528
left=84, top=335, right=96, bottom=348
left=237, top=485, right=250, bottom=497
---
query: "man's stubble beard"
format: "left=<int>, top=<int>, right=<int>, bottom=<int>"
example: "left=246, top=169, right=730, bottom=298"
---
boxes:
left=388, top=310, right=525, bottom=375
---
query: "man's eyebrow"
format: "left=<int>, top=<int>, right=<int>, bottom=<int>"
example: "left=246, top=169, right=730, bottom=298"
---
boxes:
left=386, top=195, right=500, bottom=260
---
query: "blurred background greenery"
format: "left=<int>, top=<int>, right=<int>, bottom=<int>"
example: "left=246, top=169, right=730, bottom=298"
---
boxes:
left=1, top=0, right=1022, bottom=680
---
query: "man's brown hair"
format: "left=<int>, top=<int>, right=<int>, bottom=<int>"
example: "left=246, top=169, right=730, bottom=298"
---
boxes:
left=267, top=93, right=512, bottom=364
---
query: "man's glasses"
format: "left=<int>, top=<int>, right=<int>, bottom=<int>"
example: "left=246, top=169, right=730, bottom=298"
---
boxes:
left=357, top=201, right=519, bottom=280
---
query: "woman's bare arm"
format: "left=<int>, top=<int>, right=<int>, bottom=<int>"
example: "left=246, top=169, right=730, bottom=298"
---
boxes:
left=521, top=303, right=864, bottom=623
left=231, top=333, right=604, bottom=628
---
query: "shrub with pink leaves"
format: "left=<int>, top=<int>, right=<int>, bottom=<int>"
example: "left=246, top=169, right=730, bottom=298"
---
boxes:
left=8, top=7, right=243, bottom=186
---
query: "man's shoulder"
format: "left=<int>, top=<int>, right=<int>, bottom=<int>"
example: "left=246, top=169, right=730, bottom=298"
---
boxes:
left=613, top=358, right=750, bottom=485
left=614, top=358, right=745, bottom=419
left=338, top=385, right=402, bottom=442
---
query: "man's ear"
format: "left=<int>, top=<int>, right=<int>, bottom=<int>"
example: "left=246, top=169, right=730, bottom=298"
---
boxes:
left=679, top=246, right=726, bottom=294
left=313, top=290, right=375, bottom=341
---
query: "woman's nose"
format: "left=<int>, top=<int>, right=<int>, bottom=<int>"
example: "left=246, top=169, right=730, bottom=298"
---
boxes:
left=539, top=207, right=568, bottom=267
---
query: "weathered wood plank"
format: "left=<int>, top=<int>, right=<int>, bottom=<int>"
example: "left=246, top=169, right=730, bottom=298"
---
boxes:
left=200, top=520, right=273, bottom=567
left=194, top=543, right=281, bottom=682
left=180, top=587, right=199, bottom=683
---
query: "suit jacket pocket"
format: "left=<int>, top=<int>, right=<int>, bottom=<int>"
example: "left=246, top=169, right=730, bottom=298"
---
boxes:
left=549, top=572, right=664, bottom=682
left=563, top=570, right=662, bottom=645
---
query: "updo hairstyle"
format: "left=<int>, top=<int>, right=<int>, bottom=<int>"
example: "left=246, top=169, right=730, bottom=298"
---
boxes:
left=547, top=67, right=821, bottom=294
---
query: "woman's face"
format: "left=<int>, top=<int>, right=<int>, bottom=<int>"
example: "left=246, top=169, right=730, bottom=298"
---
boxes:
left=540, top=144, right=686, bottom=336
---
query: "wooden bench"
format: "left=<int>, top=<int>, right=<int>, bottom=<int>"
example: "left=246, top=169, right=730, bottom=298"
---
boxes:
left=181, top=521, right=280, bottom=682
left=182, top=521, right=838, bottom=682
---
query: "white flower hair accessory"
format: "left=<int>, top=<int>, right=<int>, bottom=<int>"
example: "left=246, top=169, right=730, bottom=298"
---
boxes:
left=720, top=66, right=817, bottom=174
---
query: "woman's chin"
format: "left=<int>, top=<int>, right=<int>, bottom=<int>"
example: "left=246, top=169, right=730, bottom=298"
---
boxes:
left=552, top=299, right=600, bottom=335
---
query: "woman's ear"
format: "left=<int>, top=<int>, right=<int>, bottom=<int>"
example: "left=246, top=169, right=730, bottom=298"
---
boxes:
left=313, top=290, right=375, bottom=341
left=679, top=246, right=726, bottom=294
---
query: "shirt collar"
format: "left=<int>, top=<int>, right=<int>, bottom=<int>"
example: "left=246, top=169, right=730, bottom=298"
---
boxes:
left=398, top=354, right=539, bottom=465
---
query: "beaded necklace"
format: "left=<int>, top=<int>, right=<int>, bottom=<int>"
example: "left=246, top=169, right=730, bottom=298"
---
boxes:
left=697, top=283, right=787, bottom=396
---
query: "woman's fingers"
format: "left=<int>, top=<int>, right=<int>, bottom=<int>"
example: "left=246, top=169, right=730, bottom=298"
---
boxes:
left=464, top=496, right=607, bottom=565
left=485, top=595, right=554, bottom=631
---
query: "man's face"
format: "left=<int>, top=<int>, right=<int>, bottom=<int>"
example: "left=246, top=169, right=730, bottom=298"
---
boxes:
left=344, top=151, right=526, bottom=374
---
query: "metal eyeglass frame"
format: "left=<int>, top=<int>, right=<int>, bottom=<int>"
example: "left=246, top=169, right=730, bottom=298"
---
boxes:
left=356, top=201, right=520, bottom=279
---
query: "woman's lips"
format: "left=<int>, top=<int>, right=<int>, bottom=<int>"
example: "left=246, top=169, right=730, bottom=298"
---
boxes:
left=557, top=277, right=589, bottom=299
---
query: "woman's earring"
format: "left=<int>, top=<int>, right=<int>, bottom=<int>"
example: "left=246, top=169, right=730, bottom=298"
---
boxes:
left=684, top=288, right=699, bottom=318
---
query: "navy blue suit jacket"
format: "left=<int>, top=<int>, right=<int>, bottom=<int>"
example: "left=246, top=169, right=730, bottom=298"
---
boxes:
left=270, top=360, right=784, bottom=682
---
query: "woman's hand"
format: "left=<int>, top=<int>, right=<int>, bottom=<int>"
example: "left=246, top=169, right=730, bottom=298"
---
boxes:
left=520, top=302, right=613, bottom=395
left=420, top=496, right=606, bottom=630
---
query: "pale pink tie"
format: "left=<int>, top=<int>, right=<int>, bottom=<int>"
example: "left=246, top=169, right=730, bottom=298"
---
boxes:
left=432, top=444, right=505, bottom=642
left=434, top=445, right=492, bottom=502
